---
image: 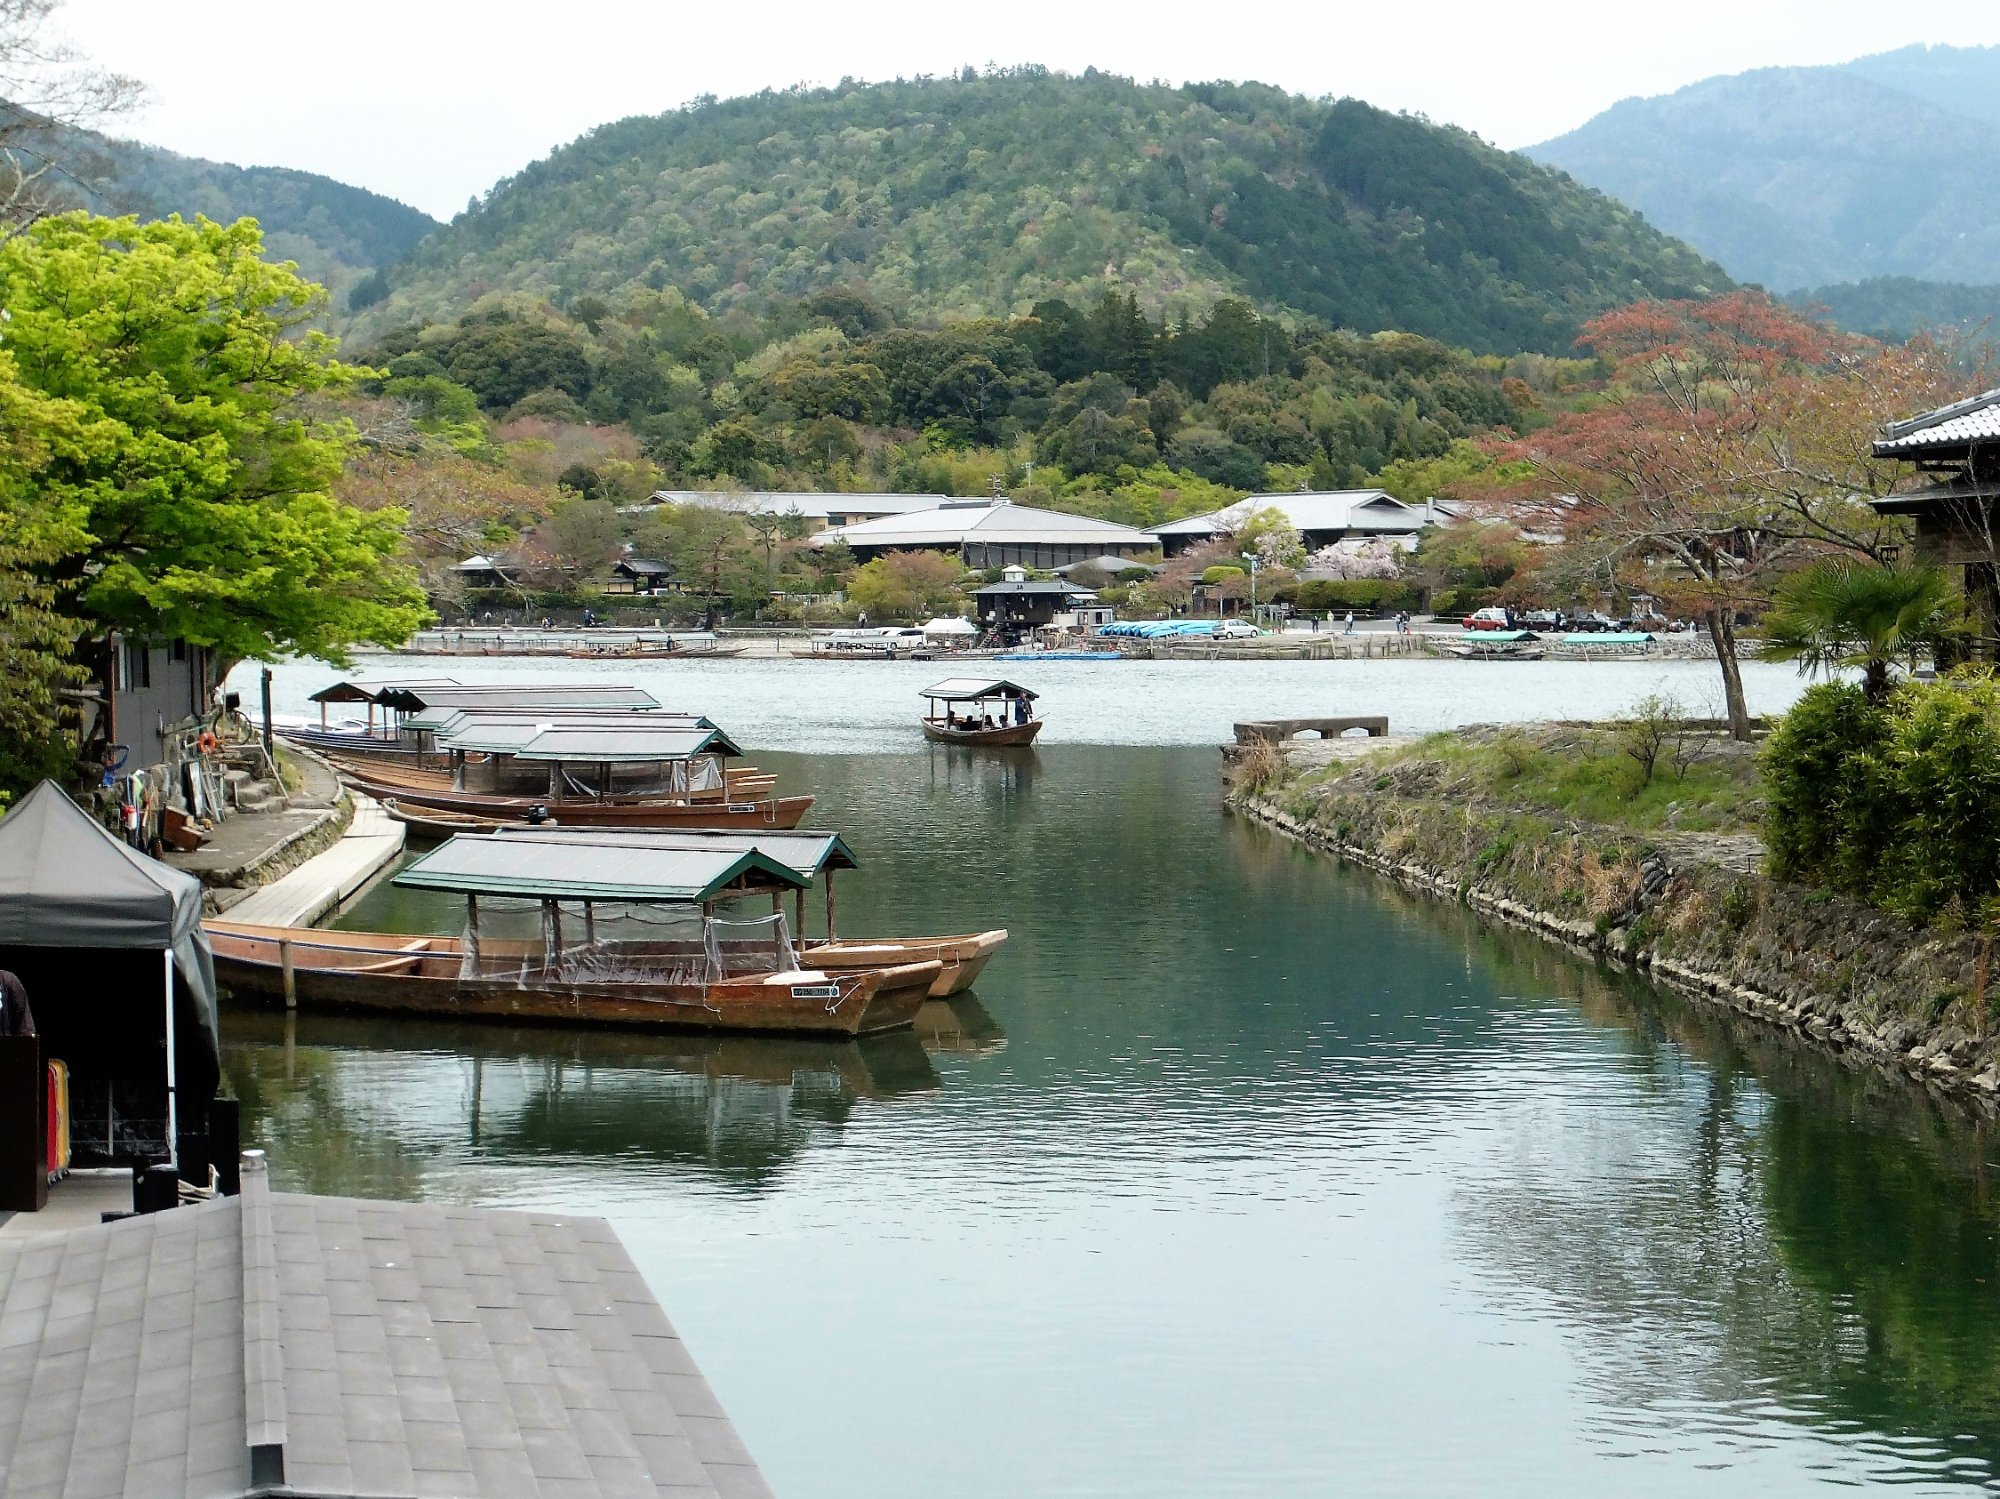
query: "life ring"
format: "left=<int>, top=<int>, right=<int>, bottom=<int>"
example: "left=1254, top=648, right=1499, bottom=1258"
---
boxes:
left=195, top=731, right=220, bottom=755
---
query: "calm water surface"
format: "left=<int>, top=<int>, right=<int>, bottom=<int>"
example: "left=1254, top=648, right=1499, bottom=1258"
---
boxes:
left=223, top=657, right=2000, bottom=1496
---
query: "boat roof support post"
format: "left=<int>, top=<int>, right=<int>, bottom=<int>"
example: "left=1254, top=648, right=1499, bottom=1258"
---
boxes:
left=795, top=886, right=807, bottom=942
left=465, top=894, right=481, bottom=967
left=544, top=900, right=562, bottom=967
left=825, top=868, right=837, bottom=941
left=163, top=948, right=178, bottom=1177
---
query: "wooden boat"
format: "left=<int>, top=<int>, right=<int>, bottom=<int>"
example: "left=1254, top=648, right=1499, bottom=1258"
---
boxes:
left=344, top=771, right=815, bottom=828
left=203, top=834, right=944, bottom=1036
left=920, top=676, right=1043, bottom=747
left=806, top=931, right=1007, bottom=997
left=205, top=922, right=939, bottom=1037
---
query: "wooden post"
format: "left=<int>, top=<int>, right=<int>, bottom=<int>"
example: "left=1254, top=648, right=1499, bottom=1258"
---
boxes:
left=583, top=901, right=596, bottom=946
left=795, top=886, right=807, bottom=941
left=545, top=900, right=563, bottom=967
left=824, top=869, right=837, bottom=941
left=279, top=939, right=296, bottom=1010
left=465, top=895, right=481, bottom=968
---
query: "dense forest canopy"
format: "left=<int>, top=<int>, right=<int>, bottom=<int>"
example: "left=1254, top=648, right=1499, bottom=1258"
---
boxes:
left=359, top=69, right=1729, bottom=356
left=356, top=283, right=1582, bottom=525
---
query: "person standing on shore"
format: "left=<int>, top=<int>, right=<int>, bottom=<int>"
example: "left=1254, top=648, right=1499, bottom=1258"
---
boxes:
left=1343, top=611, right=1355, bottom=635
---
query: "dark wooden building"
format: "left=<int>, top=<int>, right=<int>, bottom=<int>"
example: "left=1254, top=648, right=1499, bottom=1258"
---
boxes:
left=1872, top=387, right=2000, bottom=650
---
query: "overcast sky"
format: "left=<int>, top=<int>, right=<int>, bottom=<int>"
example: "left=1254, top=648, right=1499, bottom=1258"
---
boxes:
left=57, top=0, right=2000, bottom=221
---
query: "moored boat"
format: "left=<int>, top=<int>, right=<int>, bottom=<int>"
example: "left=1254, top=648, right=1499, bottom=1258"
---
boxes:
left=919, top=677, right=1043, bottom=747
left=204, top=836, right=939, bottom=1036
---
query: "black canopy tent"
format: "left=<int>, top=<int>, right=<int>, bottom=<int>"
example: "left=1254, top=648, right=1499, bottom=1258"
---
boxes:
left=0, top=780, right=221, bottom=1175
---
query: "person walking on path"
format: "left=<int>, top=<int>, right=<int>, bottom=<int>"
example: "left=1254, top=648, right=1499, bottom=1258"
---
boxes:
left=1343, top=610, right=1355, bottom=636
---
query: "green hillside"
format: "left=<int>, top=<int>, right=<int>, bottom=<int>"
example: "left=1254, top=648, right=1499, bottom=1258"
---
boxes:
left=361, top=70, right=1727, bottom=355
left=2, top=108, right=440, bottom=301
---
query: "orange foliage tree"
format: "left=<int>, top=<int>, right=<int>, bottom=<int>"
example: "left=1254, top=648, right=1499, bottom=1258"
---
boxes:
left=1483, top=292, right=1967, bottom=738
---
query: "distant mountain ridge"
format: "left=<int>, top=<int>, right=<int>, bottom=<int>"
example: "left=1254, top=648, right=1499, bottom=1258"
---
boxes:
left=1527, top=45, right=2000, bottom=295
left=4, top=107, right=440, bottom=302
left=356, top=69, right=1729, bottom=355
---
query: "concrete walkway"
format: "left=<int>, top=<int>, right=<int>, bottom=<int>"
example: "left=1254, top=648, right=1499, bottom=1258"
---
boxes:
left=0, top=1170, right=133, bottom=1239
left=217, top=795, right=405, bottom=928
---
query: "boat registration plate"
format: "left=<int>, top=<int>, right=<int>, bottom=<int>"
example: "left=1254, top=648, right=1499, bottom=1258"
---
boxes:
left=791, top=983, right=841, bottom=1000
left=727, top=803, right=759, bottom=813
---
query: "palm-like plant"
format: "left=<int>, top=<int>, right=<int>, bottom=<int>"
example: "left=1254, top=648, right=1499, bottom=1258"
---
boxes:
left=1760, top=558, right=1962, bottom=703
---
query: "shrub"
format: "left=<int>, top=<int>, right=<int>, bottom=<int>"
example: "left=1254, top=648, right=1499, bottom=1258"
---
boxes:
left=1202, top=565, right=1247, bottom=586
left=1762, top=677, right=2000, bottom=925
left=1294, top=578, right=1421, bottom=613
left=1430, top=585, right=1499, bottom=618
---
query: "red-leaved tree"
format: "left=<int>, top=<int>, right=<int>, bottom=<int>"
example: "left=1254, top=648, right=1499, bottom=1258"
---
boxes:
left=1482, top=292, right=1968, bottom=738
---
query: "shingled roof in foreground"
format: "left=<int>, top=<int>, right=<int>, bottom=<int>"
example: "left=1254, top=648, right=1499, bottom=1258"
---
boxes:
left=0, top=1156, right=771, bottom=1498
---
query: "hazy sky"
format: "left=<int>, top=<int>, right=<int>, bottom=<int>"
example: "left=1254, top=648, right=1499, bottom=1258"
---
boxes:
left=57, top=0, right=2000, bottom=221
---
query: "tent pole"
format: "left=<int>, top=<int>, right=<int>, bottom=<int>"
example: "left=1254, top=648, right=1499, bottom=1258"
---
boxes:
left=163, top=949, right=179, bottom=1175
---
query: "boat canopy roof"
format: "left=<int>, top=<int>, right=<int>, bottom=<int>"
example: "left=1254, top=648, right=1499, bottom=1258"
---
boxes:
left=430, top=710, right=712, bottom=753
left=920, top=677, right=1038, bottom=702
left=395, top=831, right=809, bottom=902
left=307, top=677, right=461, bottom=705
left=495, top=724, right=742, bottom=763
left=480, top=826, right=858, bottom=878
left=386, top=683, right=662, bottom=719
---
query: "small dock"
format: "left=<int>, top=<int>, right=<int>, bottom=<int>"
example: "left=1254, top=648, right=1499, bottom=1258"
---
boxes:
left=217, top=795, right=404, bottom=927
left=1233, top=716, right=1390, bottom=745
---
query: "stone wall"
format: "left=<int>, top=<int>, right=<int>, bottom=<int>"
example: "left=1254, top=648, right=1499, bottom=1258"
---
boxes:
left=1228, top=765, right=2000, bottom=1108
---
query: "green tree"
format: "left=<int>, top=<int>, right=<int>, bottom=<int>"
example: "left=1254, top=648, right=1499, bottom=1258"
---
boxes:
left=639, top=505, right=756, bottom=627
left=0, top=212, right=428, bottom=666
left=845, top=551, right=965, bottom=620
left=529, top=498, right=623, bottom=587
left=1761, top=559, right=1962, bottom=704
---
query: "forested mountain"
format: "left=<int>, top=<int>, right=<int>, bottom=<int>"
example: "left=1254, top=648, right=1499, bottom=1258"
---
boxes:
left=1788, top=278, right=2000, bottom=345
left=1527, top=46, right=2000, bottom=293
left=3, top=108, right=439, bottom=301
left=358, top=69, right=1727, bottom=356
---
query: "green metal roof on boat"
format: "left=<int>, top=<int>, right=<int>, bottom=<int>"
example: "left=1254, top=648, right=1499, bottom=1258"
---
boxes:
left=919, top=677, right=1038, bottom=701
left=481, top=826, right=859, bottom=878
left=395, top=833, right=808, bottom=901
left=308, top=676, right=462, bottom=704
left=501, top=724, right=742, bottom=762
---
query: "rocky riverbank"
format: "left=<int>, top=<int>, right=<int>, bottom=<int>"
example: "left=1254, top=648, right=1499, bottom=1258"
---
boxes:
left=1225, top=725, right=2000, bottom=1108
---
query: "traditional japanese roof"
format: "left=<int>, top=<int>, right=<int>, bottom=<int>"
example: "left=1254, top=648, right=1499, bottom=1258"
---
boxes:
left=494, top=725, right=741, bottom=764
left=397, top=832, right=804, bottom=901
left=306, top=677, right=461, bottom=705
left=1871, top=476, right=2000, bottom=513
left=649, top=490, right=944, bottom=518
left=1874, top=387, right=2000, bottom=457
left=919, top=678, right=1038, bottom=702
left=428, top=710, right=712, bottom=752
left=0, top=1156, right=772, bottom=1499
left=611, top=557, right=673, bottom=576
left=812, top=499, right=1150, bottom=550
left=390, top=685, right=663, bottom=728
left=1054, top=554, right=1159, bottom=577
left=971, top=578, right=1094, bottom=597
left=1148, top=490, right=1421, bottom=539
left=481, top=826, right=859, bottom=879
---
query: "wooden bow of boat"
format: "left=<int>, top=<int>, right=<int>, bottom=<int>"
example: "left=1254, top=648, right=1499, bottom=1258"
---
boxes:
left=804, top=929, right=1008, bottom=996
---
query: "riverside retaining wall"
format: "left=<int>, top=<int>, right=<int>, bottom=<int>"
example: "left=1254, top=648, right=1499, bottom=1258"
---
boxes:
left=1228, top=761, right=2000, bottom=1109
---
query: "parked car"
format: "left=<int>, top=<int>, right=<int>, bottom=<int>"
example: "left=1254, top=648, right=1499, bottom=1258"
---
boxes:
left=1213, top=619, right=1263, bottom=639
left=1463, top=607, right=1515, bottom=632
left=1570, top=612, right=1633, bottom=633
left=1521, top=609, right=1565, bottom=631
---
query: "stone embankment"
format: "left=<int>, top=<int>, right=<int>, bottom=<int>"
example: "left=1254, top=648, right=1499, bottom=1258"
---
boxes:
left=1226, top=735, right=2000, bottom=1109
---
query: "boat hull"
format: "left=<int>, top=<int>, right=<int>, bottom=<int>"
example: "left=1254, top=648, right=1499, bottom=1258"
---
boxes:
left=204, top=922, right=936, bottom=1037
left=805, top=929, right=1007, bottom=997
left=338, top=773, right=815, bottom=829
left=920, top=719, right=1043, bottom=747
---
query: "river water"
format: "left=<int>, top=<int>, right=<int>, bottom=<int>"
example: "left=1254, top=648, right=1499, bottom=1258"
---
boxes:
left=226, top=656, right=2000, bottom=1497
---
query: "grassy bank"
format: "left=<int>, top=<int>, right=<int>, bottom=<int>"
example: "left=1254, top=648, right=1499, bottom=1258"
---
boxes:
left=1226, top=723, right=2000, bottom=1108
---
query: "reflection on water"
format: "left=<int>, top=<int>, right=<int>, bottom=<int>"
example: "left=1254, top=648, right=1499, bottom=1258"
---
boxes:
left=226, top=1009, right=947, bottom=1196
left=226, top=742, right=2000, bottom=1498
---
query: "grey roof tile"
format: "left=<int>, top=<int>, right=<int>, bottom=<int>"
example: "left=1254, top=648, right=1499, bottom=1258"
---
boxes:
left=1, top=1188, right=768, bottom=1498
